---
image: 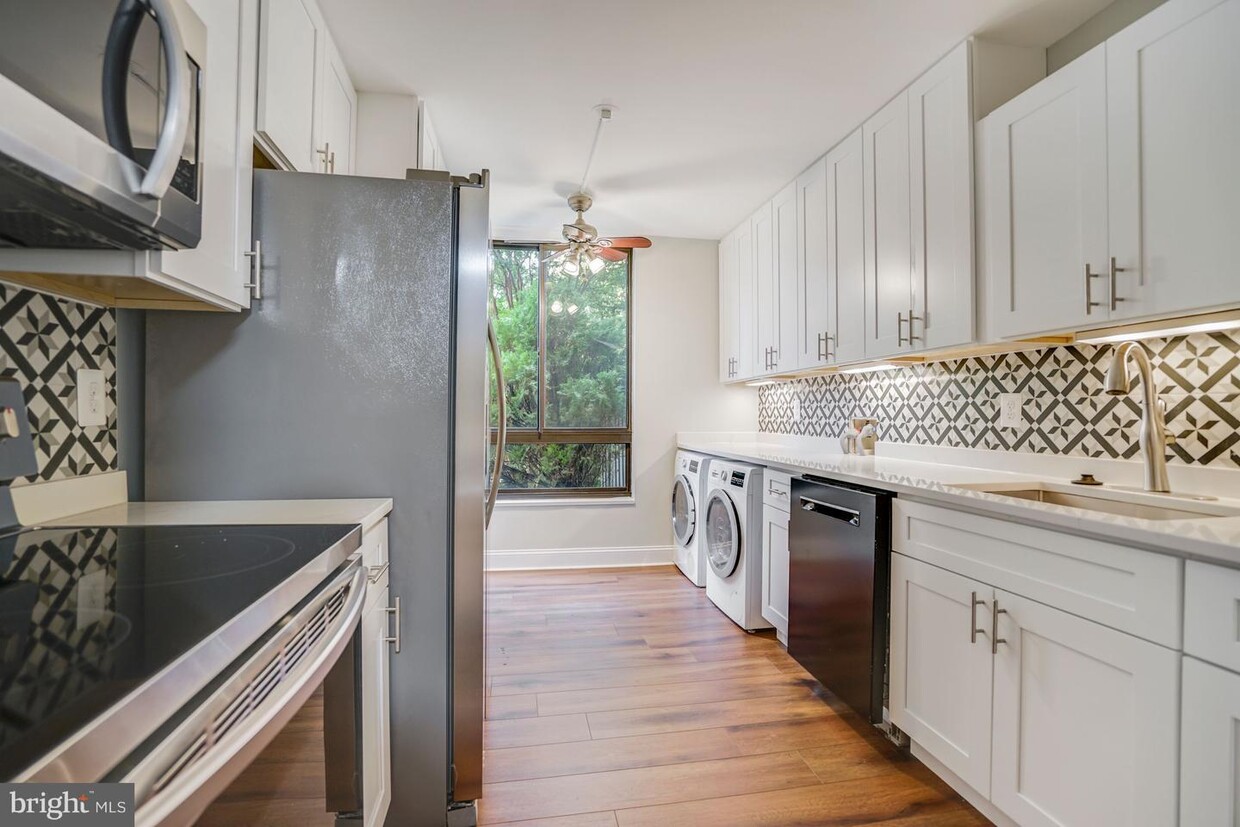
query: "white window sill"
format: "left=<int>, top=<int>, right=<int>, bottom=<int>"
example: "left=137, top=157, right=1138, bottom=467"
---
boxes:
left=494, top=496, right=635, bottom=509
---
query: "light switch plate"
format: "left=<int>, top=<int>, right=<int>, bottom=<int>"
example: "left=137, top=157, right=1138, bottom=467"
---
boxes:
left=999, top=393, right=1024, bottom=429
left=76, top=368, right=106, bottom=427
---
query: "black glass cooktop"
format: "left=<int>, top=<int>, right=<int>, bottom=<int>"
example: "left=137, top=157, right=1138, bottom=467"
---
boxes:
left=0, top=523, right=357, bottom=780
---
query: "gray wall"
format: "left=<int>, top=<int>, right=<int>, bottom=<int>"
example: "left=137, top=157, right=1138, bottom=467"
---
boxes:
left=1047, top=0, right=1168, bottom=71
left=115, top=309, right=145, bottom=501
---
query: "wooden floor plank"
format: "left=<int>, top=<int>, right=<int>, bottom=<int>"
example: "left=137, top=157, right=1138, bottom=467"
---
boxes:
left=584, top=692, right=831, bottom=740
left=484, top=713, right=593, bottom=749
left=486, top=693, right=541, bottom=720
left=483, top=728, right=742, bottom=783
left=536, top=671, right=815, bottom=716
left=477, top=751, right=820, bottom=824
left=483, top=813, right=618, bottom=827
left=489, top=657, right=783, bottom=697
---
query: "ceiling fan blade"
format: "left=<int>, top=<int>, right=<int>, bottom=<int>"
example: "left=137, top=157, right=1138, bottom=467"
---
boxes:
left=600, top=236, right=652, bottom=249
left=596, top=247, right=628, bottom=262
left=542, top=247, right=569, bottom=262
left=544, top=243, right=569, bottom=251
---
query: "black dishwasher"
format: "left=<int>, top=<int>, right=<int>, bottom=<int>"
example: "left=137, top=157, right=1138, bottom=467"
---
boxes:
left=788, top=475, right=891, bottom=724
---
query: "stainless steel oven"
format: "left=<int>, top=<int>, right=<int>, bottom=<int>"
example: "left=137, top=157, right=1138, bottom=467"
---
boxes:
left=0, top=0, right=206, bottom=250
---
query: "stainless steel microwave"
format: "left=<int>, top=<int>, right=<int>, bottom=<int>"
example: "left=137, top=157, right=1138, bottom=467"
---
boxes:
left=0, top=0, right=206, bottom=250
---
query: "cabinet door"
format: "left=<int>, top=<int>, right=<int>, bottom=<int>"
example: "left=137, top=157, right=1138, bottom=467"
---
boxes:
left=909, top=42, right=973, bottom=350
left=154, top=0, right=251, bottom=309
left=1107, top=0, right=1240, bottom=321
left=889, top=553, right=994, bottom=796
left=1180, top=656, right=1240, bottom=826
left=984, top=45, right=1109, bottom=339
left=797, top=159, right=829, bottom=369
left=828, top=129, right=867, bottom=365
left=257, top=0, right=319, bottom=172
left=761, top=505, right=790, bottom=640
left=752, top=202, right=776, bottom=375
left=735, top=217, right=757, bottom=380
left=773, top=182, right=799, bottom=373
left=863, top=92, right=913, bottom=359
left=719, top=234, right=738, bottom=381
left=362, top=578, right=392, bottom=827
left=991, top=589, right=1179, bottom=827
left=320, top=40, right=356, bottom=175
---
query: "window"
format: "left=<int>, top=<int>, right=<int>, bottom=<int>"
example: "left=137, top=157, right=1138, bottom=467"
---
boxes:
left=489, top=243, right=632, bottom=497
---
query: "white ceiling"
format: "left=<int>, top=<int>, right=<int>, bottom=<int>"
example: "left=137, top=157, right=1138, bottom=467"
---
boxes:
left=319, top=0, right=1111, bottom=241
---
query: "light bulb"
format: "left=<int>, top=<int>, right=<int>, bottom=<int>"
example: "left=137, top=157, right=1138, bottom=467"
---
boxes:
left=567, top=304, right=579, bottom=315
left=587, top=255, right=606, bottom=275
left=550, top=300, right=564, bottom=315
left=561, top=256, right=580, bottom=277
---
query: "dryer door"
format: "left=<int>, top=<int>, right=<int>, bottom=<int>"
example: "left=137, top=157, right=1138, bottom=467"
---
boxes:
left=704, top=490, right=741, bottom=578
left=671, top=475, right=696, bottom=548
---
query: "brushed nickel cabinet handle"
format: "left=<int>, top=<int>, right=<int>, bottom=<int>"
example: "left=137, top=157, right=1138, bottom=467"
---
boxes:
left=826, top=333, right=836, bottom=361
left=316, top=142, right=332, bottom=173
left=991, top=600, right=1008, bottom=655
left=970, top=591, right=986, bottom=644
left=242, top=239, right=262, bottom=300
left=384, top=596, right=401, bottom=653
left=897, top=312, right=908, bottom=346
left=907, top=309, right=923, bottom=343
left=1085, top=263, right=1103, bottom=315
left=1109, top=257, right=1127, bottom=312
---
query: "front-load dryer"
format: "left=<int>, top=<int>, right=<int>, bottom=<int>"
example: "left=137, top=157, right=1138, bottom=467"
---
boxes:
left=703, top=459, right=772, bottom=631
left=672, top=450, right=711, bottom=586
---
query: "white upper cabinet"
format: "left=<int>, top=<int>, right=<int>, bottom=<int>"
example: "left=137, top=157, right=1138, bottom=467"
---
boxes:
left=257, top=0, right=356, bottom=175
left=983, top=0, right=1240, bottom=339
left=773, top=182, right=800, bottom=374
left=796, top=158, right=830, bottom=369
left=827, top=129, right=867, bottom=365
left=257, top=0, right=319, bottom=172
left=719, top=227, right=740, bottom=381
left=320, top=39, right=357, bottom=175
left=862, top=92, right=913, bottom=359
left=1106, top=0, right=1240, bottom=321
left=735, top=217, right=757, bottom=381
left=909, top=42, right=974, bottom=351
left=984, top=46, right=1109, bottom=339
left=752, top=201, right=777, bottom=375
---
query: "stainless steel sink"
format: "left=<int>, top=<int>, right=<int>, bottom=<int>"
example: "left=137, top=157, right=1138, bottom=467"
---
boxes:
left=951, top=482, right=1240, bottom=521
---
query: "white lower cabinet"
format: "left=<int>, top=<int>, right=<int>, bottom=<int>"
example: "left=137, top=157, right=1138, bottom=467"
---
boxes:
left=889, top=553, right=994, bottom=796
left=990, top=590, right=1179, bottom=827
left=1180, top=656, right=1240, bottom=826
left=760, top=503, right=790, bottom=642
left=361, top=568, right=392, bottom=827
left=891, top=512, right=1182, bottom=826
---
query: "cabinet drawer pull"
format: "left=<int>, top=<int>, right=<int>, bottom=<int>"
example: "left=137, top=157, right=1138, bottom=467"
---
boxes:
left=1085, top=262, right=1103, bottom=314
left=991, top=600, right=1008, bottom=655
left=970, top=591, right=986, bottom=644
left=897, top=312, right=908, bottom=346
left=384, top=596, right=401, bottom=653
left=1109, top=257, right=1127, bottom=311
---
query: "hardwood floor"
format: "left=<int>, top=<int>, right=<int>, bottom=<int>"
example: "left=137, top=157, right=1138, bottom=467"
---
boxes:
left=480, top=565, right=987, bottom=827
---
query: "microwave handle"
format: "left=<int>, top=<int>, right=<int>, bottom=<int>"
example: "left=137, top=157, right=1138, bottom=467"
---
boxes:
left=103, top=0, right=191, bottom=200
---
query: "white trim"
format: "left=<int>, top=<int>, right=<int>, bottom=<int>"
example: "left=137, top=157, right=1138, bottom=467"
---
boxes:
left=910, top=741, right=1019, bottom=827
left=493, top=496, right=635, bottom=509
left=485, top=545, right=674, bottom=571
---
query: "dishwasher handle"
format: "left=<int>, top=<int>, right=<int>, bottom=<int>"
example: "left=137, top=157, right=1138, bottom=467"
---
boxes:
left=799, top=496, right=862, bottom=527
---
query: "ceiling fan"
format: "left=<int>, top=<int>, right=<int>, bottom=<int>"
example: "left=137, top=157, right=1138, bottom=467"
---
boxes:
left=543, top=105, right=652, bottom=277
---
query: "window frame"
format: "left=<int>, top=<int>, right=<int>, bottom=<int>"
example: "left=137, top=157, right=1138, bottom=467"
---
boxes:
left=490, top=241, right=634, bottom=499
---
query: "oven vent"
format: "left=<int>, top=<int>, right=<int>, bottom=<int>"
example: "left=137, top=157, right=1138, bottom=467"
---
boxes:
left=149, top=582, right=350, bottom=795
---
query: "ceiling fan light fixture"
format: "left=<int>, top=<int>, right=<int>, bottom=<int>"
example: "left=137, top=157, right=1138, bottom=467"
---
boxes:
left=587, top=254, right=606, bottom=275
left=561, top=255, right=580, bottom=277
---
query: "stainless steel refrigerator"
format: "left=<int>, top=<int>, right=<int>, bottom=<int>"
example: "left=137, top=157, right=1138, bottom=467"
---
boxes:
left=144, top=168, right=491, bottom=825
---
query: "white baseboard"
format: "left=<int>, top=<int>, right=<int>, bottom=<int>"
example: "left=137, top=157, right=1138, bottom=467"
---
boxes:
left=485, top=545, right=675, bottom=571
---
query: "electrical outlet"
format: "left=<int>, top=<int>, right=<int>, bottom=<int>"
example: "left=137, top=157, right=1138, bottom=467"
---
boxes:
left=76, top=368, right=106, bottom=427
left=999, top=393, right=1024, bottom=429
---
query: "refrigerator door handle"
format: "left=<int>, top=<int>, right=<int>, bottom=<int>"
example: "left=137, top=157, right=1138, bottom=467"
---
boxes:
left=485, top=319, right=507, bottom=527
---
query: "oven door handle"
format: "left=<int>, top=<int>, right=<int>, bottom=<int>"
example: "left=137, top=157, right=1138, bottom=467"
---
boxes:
left=103, top=0, right=191, bottom=199
left=128, top=561, right=367, bottom=827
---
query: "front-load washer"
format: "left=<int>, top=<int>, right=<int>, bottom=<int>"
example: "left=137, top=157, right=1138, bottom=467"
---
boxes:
left=672, top=450, right=711, bottom=587
left=703, top=459, right=772, bottom=631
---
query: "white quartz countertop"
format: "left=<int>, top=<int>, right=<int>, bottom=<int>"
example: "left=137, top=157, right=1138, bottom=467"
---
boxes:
left=679, top=435, right=1240, bottom=570
left=44, top=498, right=393, bottom=535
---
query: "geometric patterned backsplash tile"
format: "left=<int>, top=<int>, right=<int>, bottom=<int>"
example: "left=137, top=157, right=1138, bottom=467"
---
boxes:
left=0, top=284, right=118, bottom=482
left=758, top=331, right=1240, bottom=468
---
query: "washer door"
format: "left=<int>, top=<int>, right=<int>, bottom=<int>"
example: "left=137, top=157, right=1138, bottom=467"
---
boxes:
left=671, top=475, right=696, bottom=547
left=704, top=490, right=741, bottom=578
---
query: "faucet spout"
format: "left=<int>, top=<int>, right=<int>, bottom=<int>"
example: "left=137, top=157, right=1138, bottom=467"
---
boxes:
left=1104, top=342, right=1172, bottom=493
